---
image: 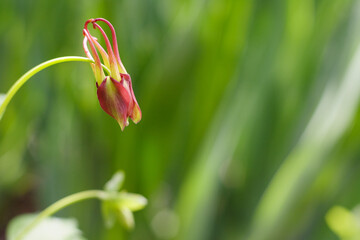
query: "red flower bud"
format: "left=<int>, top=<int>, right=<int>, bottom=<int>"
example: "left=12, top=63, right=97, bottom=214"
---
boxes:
left=83, top=18, right=141, bottom=130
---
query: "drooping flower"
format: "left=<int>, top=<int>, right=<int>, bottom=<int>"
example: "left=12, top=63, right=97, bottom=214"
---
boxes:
left=83, top=18, right=141, bottom=130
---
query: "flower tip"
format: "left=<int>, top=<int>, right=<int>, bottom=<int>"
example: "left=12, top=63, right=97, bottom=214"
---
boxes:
left=118, top=121, right=127, bottom=131
left=84, top=18, right=95, bottom=30
left=130, top=105, right=142, bottom=124
left=115, top=117, right=129, bottom=131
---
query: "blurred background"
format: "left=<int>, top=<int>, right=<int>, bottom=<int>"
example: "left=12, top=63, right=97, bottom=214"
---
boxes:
left=1, top=0, right=360, bottom=239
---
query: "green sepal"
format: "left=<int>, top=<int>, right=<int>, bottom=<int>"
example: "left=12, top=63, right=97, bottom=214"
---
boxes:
left=116, top=207, right=134, bottom=230
left=104, top=171, right=125, bottom=192
left=113, top=192, right=147, bottom=211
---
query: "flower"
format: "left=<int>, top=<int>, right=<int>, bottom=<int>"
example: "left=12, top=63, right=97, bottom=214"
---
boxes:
left=101, top=171, right=147, bottom=230
left=83, top=18, right=141, bottom=130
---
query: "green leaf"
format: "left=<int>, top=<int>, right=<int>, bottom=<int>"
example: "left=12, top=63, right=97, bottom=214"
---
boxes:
left=326, top=206, right=360, bottom=240
left=0, top=93, right=6, bottom=120
left=104, top=171, right=125, bottom=192
left=0, top=94, right=5, bottom=105
left=6, top=214, right=86, bottom=240
left=115, top=192, right=148, bottom=211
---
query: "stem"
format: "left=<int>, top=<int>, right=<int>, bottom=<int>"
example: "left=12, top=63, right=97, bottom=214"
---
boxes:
left=15, top=190, right=108, bottom=240
left=0, top=56, right=110, bottom=118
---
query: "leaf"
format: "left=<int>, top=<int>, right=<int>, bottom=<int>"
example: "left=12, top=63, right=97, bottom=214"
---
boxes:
left=0, top=93, right=6, bottom=120
left=104, top=171, right=125, bottom=192
left=326, top=206, right=360, bottom=239
left=6, top=214, right=86, bottom=240
left=0, top=94, right=5, bottom=105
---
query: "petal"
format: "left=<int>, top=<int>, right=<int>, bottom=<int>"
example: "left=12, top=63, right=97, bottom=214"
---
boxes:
left=120, top=74, right=142, bottom=124
left=130, top=103, right=142, bottom=124
left=97, top=77, right=132, bottom=130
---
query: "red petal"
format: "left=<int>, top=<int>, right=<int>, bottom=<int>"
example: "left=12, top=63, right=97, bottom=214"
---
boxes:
left=97, top=77, right=132, bottom=130
left=120, top=74, right=142, bottom=123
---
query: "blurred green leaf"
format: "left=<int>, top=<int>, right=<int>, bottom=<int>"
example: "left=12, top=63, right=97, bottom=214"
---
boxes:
left=6, top=214, right=85, bottom=240
left=0, top=93, right=6, bottom=120
left=326, top=206, right=360, bottom=240
left=0, top=94, right=5, bottom=105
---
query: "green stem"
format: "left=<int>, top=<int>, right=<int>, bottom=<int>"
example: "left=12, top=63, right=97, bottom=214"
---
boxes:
left=15, top=190, right=109, bottom=240
left=0, top=56, right=110, bottom=118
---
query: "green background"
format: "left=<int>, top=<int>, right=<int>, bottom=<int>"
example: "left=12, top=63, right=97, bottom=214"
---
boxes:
left=1, top=0, right=360, bottom=239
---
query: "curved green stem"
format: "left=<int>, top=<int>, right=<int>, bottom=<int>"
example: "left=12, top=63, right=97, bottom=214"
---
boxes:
left=0, top=56, right=110, bottom=119
left=15, top=190, right=109, bottom=240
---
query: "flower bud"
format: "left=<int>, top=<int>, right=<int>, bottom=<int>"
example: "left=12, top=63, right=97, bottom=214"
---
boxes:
left=83, top=18, right=141, bottom=130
